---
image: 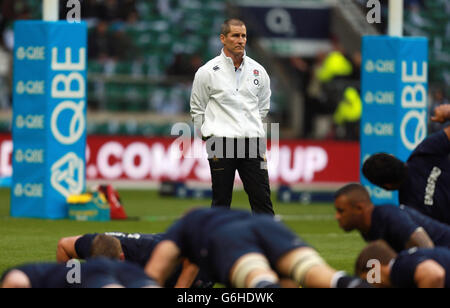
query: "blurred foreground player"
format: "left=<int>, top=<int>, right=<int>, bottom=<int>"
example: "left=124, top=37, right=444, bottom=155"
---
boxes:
left=145, top=208, right=371, bottom=288
left=57, top=232, right=163, bottom=266
left=362, top=104, right=450, bottom=224
left=334, top=183, right=450, bottom=251
left=0, top=258, right=157, bottom=288
left=356, top=240, right=450, bottom=288
left=57, top=232, right=213, bottom=288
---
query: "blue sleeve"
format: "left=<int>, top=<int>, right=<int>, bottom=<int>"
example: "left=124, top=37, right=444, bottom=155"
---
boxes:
left=74, top=234, right=98, bottom=259
left=411, top=131, right=450, bottom=160
left=377, top=206, right=419, bottom=251
left=391, top=252, right=428, bottom=288
left=163, top=219, right=186, bottom=252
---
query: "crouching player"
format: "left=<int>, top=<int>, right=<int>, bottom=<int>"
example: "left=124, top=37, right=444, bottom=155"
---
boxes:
left=0, top=258, right=158, bottom=288
left=57, top=232, right=213, bottom=288
left=145, top=208, right=372, bottom=288
left=334, top=183, right=450, bottom=252
left=355, top=240, right=450, bottom=288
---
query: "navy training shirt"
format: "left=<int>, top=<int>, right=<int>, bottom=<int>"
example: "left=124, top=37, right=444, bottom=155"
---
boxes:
left=5, top=259, right=154, bottom=288
left=399, top=131, right=450, bottom=224
left=75, top=232, right=163, bottom=267
left=400, top=205, right=450, bottom=248
left=365, top=205, right=450, bottom=252
left=364, top=205, right=418, bottom=252
left=5, top=263, right=70, bottom=288
left=74, top=232, right=212, bottom=288
left=391, top=247, right=450, bottom=288
left=164, top=208, right=254, bottom=269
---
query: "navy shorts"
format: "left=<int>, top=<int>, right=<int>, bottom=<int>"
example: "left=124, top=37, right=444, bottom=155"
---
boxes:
left=208, top=215, right=308, bottom=285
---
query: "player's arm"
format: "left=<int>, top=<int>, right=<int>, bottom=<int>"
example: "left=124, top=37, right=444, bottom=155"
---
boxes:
left=431, top=104, right=450, bottom=140
left=145, top=240, right=182, bottom=287
left=56, top=236, right=81, bottom=262
left=258, top=68, right=271, bottom=120
left=174, top=258, right=200, bottom=288
left=414, top=260, right=445, bottom=288
left=405, top=227, right=435, bottom=249
left=190, top=69, right=209, bottom=138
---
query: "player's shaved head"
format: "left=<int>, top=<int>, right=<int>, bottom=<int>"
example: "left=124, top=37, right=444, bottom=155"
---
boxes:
left=362, top=153, right=407, bottom=189
left=334, top=183, right=371, bottom=208
left=91, top=234, right=123, bottom=260
left=355, top=240, right=397, bottom=277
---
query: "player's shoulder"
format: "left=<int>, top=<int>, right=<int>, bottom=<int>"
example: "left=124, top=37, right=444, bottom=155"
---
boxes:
left=375, top=204, right=401, bottom=215
left=196, top=55, right=223, bottom=75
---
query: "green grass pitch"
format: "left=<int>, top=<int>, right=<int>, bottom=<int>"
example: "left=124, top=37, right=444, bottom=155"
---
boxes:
left=0, top=188, right=366, bottom=277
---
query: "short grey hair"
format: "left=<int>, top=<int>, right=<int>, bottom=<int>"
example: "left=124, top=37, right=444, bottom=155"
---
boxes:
left=221, top=18, right=246, bottom=36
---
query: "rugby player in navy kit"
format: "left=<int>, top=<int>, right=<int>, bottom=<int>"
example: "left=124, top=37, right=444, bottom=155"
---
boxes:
left=57, top=232, right=213, bottom=288
left=334, top=183, right=450, bottom=252
left=356, top=240, right=450, bottom=288
left=362, top=104, right=450, bottom=224
left=57, top=232, right=163, bottom=267
left=145, top=208, right=372, bottom=288
left=0, top=258, right=157, bottom=288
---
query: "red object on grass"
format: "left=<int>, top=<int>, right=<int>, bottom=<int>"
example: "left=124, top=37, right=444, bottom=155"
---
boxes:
left=98, top=184, right=128, bottom=220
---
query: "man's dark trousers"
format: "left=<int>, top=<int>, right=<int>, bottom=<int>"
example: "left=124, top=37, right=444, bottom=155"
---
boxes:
left=207, top=137, right=274, bottom=215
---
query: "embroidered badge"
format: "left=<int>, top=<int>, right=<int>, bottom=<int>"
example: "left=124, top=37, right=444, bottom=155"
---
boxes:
left=253, top=69, right=259, bottom=77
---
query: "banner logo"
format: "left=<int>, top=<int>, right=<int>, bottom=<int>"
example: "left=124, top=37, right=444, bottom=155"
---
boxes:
left=16, top=81, right=45, bottom=95
left=51, top=100, right=85, bottom=145
left=400, top=110, right=426, bottom=151
left=16, top=46, right=45, bottom=61
left=365, top=60, right=395, bottom=74
left=16, top=115, right=44, bottom=129
left=51, top=152, right=84, bottom=198
left=14, top=183, right=43, bottom=198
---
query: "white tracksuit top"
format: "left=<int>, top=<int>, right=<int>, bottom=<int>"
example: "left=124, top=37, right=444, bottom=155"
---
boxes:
left=190, top=49, right=271, bottom=138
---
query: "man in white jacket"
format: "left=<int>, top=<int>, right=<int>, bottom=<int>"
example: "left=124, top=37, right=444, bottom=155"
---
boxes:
left=190, top=18, right=274, bottom=215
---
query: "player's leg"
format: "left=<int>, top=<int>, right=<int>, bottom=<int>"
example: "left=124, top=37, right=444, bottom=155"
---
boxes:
left=277, top=247, right=372, bottom=288
left=238, top=157, right=274, bottom=215
left=209, top=157, right=237, bottom=208
left=0, top=270, right=31, bottom=288
left=248, top=218, right=332, bottom=288
left=229, top=253, right=280, bottom=288
left=276, top=247, right=335, bottom=288
left=102, top=284, right=124, bottom=288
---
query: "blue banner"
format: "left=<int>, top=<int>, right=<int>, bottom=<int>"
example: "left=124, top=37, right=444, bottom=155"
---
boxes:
left=361, top=36, right=428, bottom=205
left=12, top=21, right=87, bottom=219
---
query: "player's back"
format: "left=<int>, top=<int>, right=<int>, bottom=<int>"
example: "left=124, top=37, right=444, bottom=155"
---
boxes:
left=75, top=232, right=163, bottom=267
left=7, top=263, right=69, bottom=288
left=400, top=131, right=450, bottom=224
left=400, top=205, right=450, bottom=248
left=391, top=247, right=450, bottom=288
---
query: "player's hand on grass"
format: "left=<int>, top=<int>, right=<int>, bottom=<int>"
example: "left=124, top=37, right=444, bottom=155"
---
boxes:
left=431, top=104, right=450, bottom=123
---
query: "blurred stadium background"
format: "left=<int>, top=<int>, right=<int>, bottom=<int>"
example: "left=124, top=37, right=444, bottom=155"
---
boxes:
left=0, top=0, right=449, bottom=278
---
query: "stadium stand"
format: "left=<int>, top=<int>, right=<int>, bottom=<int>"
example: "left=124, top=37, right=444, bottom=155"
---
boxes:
left=0, top=0, right=447, bottom=138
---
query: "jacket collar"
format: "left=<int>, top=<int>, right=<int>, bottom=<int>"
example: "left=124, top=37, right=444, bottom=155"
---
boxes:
left=221, top=48, right=246, bottom=69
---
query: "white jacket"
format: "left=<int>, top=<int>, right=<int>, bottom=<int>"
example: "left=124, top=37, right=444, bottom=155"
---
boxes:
left=190, top=50, right=271, bottom=138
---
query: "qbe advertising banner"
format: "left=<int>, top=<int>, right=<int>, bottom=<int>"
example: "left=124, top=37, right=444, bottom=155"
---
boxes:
left=361, top=36, right=428, bottom=205
left=12, top=21, right=87, bottom=219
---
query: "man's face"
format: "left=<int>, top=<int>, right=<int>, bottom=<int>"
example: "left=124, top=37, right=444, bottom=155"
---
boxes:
left=334, top=195, right=359, bottom=232
left=220, top=25, right=247, bottom=57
